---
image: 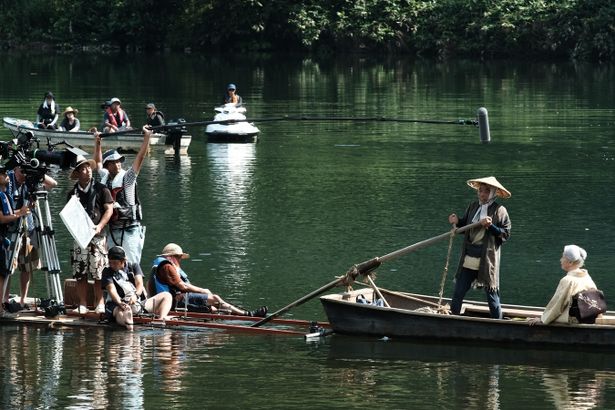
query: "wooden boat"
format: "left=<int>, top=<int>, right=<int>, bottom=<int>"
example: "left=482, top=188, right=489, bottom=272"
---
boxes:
left=320, top=287, right=615, bottom=347
left=0, top=307, right=329, bottom=336
left=3, top=117, right=192, bottom=153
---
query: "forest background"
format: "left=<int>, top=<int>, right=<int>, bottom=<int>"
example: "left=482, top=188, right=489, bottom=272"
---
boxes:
left=0, top=0, right=613, bottom=61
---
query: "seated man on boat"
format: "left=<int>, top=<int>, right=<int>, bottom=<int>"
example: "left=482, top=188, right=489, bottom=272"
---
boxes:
left=101, top=246, right=173, bottom=330
left=145, top=103, right=165, bottom=128
left=94, top=126, right=150, bottom=264
left=448, top=176, right=511, bottom=319
left=529, top=245, right=602, bottom=325
left=223, top=83, right=242, bottom=106
left=36, top=91, right=60, bottom=129
left=59, top=106, right=81, bottom=132
left=67, top=155, right=113, bottom=315
left=148, top=243, right=267, bottom=317
left=103, top=97, right=131, bottom=133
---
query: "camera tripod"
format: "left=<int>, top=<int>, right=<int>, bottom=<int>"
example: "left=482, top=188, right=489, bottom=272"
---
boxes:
left=8, top=186, right=64, bottom=305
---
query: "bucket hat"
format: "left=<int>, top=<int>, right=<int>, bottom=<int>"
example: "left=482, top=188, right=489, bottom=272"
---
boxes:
left=102, top=149, right=125, bottom=165
left=158, top=243, right=190, bottom=259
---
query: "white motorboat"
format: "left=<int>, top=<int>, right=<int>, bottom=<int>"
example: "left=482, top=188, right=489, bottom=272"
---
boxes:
left=3, top=117, right=191, bottom=154
left=204, top=104, right=260, bottom=143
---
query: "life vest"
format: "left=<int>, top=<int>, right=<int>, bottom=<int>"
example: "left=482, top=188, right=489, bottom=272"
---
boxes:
left=0, top=192, right=14, bottom=237
left=7, top=172, right=26, bottom=209
left=111, top=269, right=138, bottom=300
left=146, top=111, right=165, bottom=127
left=151, top=256, right=190, bottom=296
left=38, top=101, right=57, bottom=122
left=105, top=107, right=127, bottom=127
left=101, top=169, right=141, bottom=224
left=105, top=262, right=147, bottom=301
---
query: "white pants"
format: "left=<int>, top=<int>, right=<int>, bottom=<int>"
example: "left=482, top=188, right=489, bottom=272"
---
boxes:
left=107, top=224, right=146, bottom=264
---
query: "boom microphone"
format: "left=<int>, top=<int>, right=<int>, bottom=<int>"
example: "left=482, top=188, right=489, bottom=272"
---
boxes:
left=477, top=107, right=490, bottom=143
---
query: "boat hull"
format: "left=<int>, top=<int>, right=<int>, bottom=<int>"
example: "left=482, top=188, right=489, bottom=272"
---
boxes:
left=321, top=288, right=615, bottom=347
left=205, top=130, right=259, bottom=143
left=3, top=117, right=191, bottom=153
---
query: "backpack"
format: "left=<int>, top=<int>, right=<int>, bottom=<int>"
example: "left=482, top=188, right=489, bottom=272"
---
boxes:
left=569, top=289, right=607, bottom=324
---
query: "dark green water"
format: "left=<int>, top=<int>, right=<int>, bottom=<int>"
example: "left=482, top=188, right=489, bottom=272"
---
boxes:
left=0, top=53, right=614, bottom=408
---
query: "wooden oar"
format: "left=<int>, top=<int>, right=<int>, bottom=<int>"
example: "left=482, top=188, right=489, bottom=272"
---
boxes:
left=366, top=275, right=390, bottom=307
left=251, top=221, right=481, bottom=327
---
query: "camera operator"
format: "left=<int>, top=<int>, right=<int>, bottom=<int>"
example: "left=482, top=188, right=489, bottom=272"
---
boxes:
left=67, top=155, right=113, bottom=314
left=7, top=165, right=57, bottom=311
left=0, top=165, right=30, bottom=318
left=94, top=125, right=151, bottom=264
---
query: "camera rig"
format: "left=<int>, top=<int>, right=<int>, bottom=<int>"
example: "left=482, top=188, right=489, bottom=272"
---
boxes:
left=0, top=131, right=85, bottom=191
left=1, top=131, right=87, bottom=308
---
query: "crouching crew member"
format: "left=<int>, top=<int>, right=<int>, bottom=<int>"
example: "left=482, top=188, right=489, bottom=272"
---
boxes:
left=101, top=246, right=172, bottom=330
left=148, top=243, right=267, bottom=317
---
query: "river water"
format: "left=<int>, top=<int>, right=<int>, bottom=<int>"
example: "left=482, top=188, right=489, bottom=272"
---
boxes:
left=0, top=53, right=614, bottom=408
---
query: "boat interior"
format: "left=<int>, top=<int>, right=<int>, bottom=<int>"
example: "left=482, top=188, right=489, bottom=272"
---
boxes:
left=328, top=285, right=615, bottom=324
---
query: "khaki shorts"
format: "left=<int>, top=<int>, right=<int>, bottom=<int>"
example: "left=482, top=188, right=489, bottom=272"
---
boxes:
left=18, top=236, right=41, bottom=274
left=71, top=235, right=108, bottom=281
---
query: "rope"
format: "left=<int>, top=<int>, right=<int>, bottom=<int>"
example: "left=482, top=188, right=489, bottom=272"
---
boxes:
left=437, top=225, right=457, bottom=310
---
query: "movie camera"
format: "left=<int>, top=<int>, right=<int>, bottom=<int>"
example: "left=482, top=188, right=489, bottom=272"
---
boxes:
left=0, top=131, right=86, bottom=191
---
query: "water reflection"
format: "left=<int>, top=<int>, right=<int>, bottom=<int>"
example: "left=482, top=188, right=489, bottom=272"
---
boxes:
left=206, top=143, right=256, bottom=283
left=66, top=328, right=109, bottom=408
left=326, top=335, right=615, bottom=409
left=543, top=370, right=607, bottom=410
left=107, top=331, right=144, bottom=409
left=1, top=327, right=66, bottom=408
left=141, top=153, right=194, bottom=244
left=150, top=331, right=186, bottom=395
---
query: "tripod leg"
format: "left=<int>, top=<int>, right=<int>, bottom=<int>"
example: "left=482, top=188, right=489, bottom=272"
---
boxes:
left=31, top=191, right=64, bottom=304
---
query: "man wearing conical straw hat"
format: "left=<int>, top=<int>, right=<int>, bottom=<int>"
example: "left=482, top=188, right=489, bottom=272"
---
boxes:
left=448, top=176, right=512, bottom=319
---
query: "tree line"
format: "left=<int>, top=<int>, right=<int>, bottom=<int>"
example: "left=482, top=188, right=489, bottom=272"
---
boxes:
left=0, top=0, right=612, bottom=61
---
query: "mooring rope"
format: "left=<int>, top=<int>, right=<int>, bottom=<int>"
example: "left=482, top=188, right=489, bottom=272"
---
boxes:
left=437, top=225, right=457, bottom=310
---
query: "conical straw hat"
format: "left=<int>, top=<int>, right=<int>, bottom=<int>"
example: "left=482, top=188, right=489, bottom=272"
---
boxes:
left=466, top=176, right=511, bottom=198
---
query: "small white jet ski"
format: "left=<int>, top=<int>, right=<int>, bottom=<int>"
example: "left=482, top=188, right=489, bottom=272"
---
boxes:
left=204, top=104, right=260, bottom=143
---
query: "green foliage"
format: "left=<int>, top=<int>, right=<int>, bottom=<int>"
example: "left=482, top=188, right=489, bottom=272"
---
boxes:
left=0, top=0, right=613, bottom=60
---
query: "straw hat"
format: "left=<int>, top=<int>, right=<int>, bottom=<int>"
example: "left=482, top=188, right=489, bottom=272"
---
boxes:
left=158, top=243, right=190, bottom=259
left=63, top=106, right=79, bottom=116
left=70, top=155, right=96, bottom=180
left=466, top=176, right=511, bottom=198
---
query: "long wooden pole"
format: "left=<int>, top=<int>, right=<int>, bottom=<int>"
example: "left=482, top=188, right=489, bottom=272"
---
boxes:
left=99, top=115, right=478, bottom=138
left=251, top=221, right=481, bottom=327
